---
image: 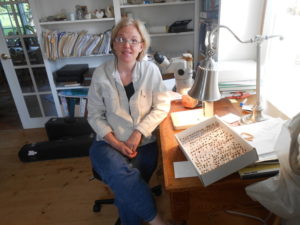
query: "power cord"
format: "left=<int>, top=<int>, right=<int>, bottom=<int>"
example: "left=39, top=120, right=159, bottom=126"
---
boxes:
left=224, top=209, right=273, bottom=225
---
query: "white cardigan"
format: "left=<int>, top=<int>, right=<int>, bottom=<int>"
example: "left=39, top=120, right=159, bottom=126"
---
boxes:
left=87, top=59, right=171, bottom=145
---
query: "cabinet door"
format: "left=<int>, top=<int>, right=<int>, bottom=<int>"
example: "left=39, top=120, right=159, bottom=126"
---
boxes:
left=0, top=0, right=57, bottom=128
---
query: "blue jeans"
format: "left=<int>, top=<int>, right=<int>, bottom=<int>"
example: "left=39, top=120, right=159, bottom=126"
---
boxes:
left=89, top=140, right=159, bottom=225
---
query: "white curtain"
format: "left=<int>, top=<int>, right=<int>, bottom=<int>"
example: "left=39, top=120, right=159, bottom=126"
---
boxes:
left=263, top=0, right=300, bottom=119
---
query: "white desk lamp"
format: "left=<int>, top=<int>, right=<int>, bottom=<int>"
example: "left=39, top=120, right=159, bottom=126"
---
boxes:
left=189, top=25, right=283, bottom=123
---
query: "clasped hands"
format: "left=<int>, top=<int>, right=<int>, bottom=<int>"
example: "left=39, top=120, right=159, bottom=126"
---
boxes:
left=120, top=130, right=142, bottom=158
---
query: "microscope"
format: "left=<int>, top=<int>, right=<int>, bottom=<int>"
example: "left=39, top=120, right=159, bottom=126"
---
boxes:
left=154, top=52, right=194, bottom=95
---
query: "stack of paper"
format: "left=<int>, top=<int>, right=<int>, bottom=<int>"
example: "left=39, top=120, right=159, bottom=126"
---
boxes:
left=233, top=117, right=285, bottom=161
left=217, top=60, right=257, bottom=98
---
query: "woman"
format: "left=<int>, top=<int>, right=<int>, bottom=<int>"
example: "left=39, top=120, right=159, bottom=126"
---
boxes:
left=88, top=17, right=171, bottom=225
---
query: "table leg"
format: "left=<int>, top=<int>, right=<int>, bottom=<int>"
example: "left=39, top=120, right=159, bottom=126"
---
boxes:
left=169, top=191, right=190, bottom=225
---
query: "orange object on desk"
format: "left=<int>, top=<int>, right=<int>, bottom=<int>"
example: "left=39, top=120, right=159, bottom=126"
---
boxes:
left=181, top=94, right=198, bottom=108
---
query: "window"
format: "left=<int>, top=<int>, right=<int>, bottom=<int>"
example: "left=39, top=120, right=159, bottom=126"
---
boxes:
left=263, top=0, right=300, bottom=119
left=0, top=2, right=35, bottom=36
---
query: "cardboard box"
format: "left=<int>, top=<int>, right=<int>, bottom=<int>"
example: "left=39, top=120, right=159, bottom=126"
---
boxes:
left=175, top=115, right=258, bottom=186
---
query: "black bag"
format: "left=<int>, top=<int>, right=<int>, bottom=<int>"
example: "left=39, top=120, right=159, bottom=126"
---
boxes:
left=45, top=117, right=94, bottom=141
left=18, top=134, right=94, bottom=162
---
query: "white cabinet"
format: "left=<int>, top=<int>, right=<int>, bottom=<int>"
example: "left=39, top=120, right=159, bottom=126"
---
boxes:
left=29, top=0, right=199, bottom=117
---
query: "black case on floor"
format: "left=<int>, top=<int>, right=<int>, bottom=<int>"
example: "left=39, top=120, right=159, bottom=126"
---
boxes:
left=18, top=134, right=94, bottom=162
left=45, top=117, right=94, bottom=141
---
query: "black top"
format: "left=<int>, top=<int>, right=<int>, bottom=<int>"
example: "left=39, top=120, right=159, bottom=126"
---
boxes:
left=124, top=82, right=135, bottom=100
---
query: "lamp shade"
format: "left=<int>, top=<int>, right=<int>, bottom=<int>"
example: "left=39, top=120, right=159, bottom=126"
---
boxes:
left=188, top=56, right=221, bottom=101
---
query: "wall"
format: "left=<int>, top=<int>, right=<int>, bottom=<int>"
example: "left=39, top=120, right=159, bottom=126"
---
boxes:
left=217, top=0, right=266, bottom=61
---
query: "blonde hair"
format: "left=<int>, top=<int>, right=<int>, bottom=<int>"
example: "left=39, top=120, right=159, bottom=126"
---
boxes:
left=111, top=17, right=150, bottom=61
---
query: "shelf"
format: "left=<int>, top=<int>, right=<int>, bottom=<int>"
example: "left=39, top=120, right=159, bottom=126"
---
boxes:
left=120, top=0, right=194, bottom=8
left=39, top=17, right=115, bottom=26
left=150, top=31, right=194, bottom=37
left=48, top=54, right=113, bottom=62
left=56, top=85, right=89, bottom=91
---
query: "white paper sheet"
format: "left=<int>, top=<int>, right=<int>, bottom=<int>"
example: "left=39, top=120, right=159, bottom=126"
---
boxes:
left=221, top=113, right=241, bottom=124
left=233, top=118, right=285, bottom=157
left=173, top=161, right=197, bottom=178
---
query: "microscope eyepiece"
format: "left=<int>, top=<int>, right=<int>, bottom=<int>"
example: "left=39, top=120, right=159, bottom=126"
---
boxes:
left=154, top=52, right=165, bottom=64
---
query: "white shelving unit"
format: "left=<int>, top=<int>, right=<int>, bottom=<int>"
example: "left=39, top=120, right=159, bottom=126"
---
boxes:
left=29, top=0, right=115, bottom=116
left=29, top=0, right=200, bottom=117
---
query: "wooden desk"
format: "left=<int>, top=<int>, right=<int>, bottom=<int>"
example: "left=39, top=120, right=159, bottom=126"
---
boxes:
left=159, top=98, right=269, bottom=225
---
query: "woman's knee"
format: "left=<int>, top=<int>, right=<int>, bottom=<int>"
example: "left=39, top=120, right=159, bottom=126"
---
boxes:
left=89, top=141, right=139, bottom=183
left=90, top=141, right=121, bottom=164
left=90, top=141, right=118, bottom=173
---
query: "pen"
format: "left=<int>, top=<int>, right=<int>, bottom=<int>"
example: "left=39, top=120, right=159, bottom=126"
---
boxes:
left=239, top=98, right=248, bottom=107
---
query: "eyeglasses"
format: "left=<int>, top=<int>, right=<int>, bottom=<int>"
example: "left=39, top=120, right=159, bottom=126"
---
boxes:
left=114, top=37, right=143, bottom=46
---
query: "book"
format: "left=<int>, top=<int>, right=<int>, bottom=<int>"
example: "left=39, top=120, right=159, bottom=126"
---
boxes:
left=42, top=30, right=51, bottom=59
left=64, top=32, right=78, bottom=57
left=63, top=82, right=80, bottom=87
left=59, top=96, right=69, bottom=117
left=175, top=116, right=258, bottom=186
left=72, top=31, right=87, bottom=57
left=238, top=163, right=280, bottom=179
left=50, top=31, right=58, bottom=60
left=82, top=68, right=95, bottom=86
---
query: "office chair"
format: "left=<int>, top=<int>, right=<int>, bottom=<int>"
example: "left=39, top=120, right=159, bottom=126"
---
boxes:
left=90, top=168, right=162, bottom=225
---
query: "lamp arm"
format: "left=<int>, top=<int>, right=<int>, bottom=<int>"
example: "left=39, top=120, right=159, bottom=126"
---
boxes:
left=208, top=25, right=283, bottom=56
left=208, top=25, right=253, bottom=53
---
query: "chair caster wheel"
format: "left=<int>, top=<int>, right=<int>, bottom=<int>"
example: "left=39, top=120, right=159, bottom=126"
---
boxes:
left=152, top=186, right=162, bottom=196
left=93, top=203, right=102, bottom=212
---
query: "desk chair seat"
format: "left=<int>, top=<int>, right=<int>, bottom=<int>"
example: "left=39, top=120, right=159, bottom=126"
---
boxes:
left=90, top=168, right=162, bottom=225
